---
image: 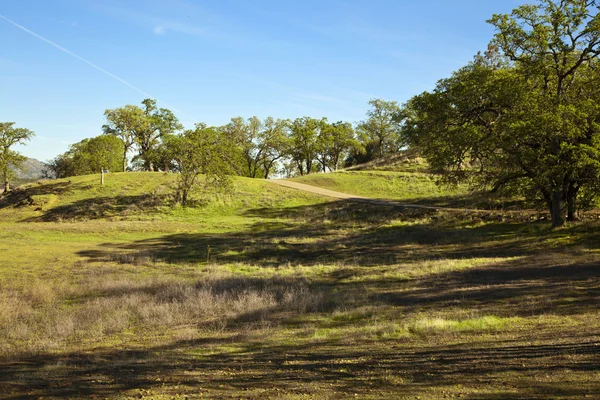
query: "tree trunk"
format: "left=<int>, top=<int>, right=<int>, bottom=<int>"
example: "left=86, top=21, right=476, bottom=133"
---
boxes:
left=149, top=161, right=154, bottom=172
left=2, top=167, right=9, bottom=193
left=181, top=190, right=188, bottom=206
left=550, top=190, right=565, bottom=228
left=566, top=182, right=578, bottom=221
left=122, top=148, right=128, bottom=172
left=297, top=161, right=304, bottom=176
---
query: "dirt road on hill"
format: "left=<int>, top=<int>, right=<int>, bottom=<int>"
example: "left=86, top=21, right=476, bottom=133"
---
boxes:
left=268, top=179, right=450, bottom=211
left=268, top=180, right=540, bottom=219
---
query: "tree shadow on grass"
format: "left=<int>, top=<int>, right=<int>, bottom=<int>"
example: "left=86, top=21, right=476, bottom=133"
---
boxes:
left=0, top=181, right=75, bottom=208
left=1, top=328, right=598, bottom=399
left=370, top=257, right=600, bottom=317
left=74, top=199, right=600, bottom=320
left=77, top=199, right=568, bottom=268
left=0, top=180, right=170, bottom=222
left=23, top=194, right=166, bottom=222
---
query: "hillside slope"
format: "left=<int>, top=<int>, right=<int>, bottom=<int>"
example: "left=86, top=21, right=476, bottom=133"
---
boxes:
left=0, top=171, right=600, bottom=399
left=0, top=172, right=327, bottom=223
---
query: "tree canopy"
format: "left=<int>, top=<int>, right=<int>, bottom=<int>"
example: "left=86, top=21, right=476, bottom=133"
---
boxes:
left=357, top=99, right=403, bottom=160
left=47, top=135, right=124, bottom=179
left=0, top=122, right=35, bottom=193
left=403, top=0, right=600, bottom=227
left=167, top=124, right=234, bottom=206
left=103, top=99, right=182, bottom=172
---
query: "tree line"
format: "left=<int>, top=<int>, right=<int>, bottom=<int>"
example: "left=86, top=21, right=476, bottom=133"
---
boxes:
left=44, top=97, right=403, bottom=181
left=3, top=0, right=599, bottom=227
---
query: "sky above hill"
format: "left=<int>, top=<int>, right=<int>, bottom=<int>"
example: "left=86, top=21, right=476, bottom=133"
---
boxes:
left=1, top=0, right=524, bottom=161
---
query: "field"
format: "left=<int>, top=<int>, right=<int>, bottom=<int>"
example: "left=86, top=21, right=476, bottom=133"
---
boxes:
left=0, top=171, right=599, bottom=399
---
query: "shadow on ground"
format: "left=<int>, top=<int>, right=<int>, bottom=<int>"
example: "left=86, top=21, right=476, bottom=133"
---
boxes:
left=4, top=198, right=600, bottom=398
left=75, top=200, right=600, bottom=319
left=78, top=199, right=600, bottom=268
left=1, top=329, right=598, bottom=399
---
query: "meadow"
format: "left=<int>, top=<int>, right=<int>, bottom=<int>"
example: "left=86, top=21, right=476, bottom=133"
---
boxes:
left=0, top=171, right=599, bottom=399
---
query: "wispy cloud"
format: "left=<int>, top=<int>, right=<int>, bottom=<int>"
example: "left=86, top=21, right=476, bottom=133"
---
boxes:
left=231, top=73, right=368, bottom=117
left=150, top=20, right=205, bottom=37
left=0, top=13, right=195, bottom=121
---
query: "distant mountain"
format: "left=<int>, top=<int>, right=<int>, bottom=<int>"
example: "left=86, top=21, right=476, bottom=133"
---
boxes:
left=12, top=158, right=52, bottom=187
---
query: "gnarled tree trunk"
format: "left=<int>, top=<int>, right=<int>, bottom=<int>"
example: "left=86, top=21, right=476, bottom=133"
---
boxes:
left=550, top=190, right=565, bottom=228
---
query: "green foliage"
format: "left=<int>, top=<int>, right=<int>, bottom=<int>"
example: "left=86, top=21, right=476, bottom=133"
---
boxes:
left=288, top=117, right=325, bottom=176
left=0, top=122, right=35, bottom=192
left=168, top=124, right=235, bottom=205
left=47, top=135, right=124, bottom=178
left=103, top=105, right=145, bottom=172
left=356, top=98, right=403, bottom=160
left=102, top=98, right=182, bottom=172
left=316, top=121, right=360, bottom=172
left=134, top=99, right=183, bottom=171
left=223, top=116, right=288, bottom=179
left=403, top=0, right=600, bottom=227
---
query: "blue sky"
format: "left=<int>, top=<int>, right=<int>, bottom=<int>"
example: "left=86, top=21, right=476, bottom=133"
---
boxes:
left=1, top=0, right=524, bottom=161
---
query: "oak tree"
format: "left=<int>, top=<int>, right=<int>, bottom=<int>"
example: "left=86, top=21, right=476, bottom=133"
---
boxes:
left=0, top=122, right=35, bottom=193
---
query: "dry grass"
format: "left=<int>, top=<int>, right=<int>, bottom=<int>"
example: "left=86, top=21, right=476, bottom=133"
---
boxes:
left=0, top=274, right=339, bottom=358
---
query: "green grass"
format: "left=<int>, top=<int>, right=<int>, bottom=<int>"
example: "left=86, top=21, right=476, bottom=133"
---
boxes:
left=292, top=170, right=461, bottom=200
left=0, top=172, right=599, bottom=399
left=290, top=168, right=533, bottom=211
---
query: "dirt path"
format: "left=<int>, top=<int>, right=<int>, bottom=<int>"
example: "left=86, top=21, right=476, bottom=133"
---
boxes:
left=268, top=180, right=538, bottom=218
left=268, top=179, right=453, bottom=211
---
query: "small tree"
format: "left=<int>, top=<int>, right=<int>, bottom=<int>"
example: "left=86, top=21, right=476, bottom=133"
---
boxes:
left=169, top=124, right=233, bottom=206
left=224, top=116, right=289, bottom=179
left=259, top=117, right=289, bottom=179
left=317, top=121, right=359, bottom=172
left=0, top=122, right=35, bottom=193
left=47, top=135, right=124, bottom=178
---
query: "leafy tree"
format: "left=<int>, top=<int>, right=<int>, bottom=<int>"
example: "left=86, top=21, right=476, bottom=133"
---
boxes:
left=287, top=117, right=324, bottom=176
left=344, top=140, right=378, bottom=167
left=259, top=117, right=289, bottom=179
left=152, top=133, right=180, bottom=172
left=103, top=105, right=145, bottom=172
left=103, top=100, right=182, bottom=172
left=317, top=121, right=359, bottom=172
left=403, top=0, right=600, bottom=227
left=224, top=116, right=263, bottom=178
left=134, top=99, right=183, bottom=171
left=224, top=116, right=289, bottom=179
left=44, top=153, right=72, bottom=180
left=168, top=124, right=233, bottom=206
left=0, top=122, right=35, bottom=193
left=357, top=99, right=403, bottom=159
left=47, top=135, right=124, bottom=178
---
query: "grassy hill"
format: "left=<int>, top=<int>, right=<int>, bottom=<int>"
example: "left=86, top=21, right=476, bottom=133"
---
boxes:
left=0, top=171, right=599, bottom=398
left=0, top=172, right=325, bottom=222
left=291, top=153, right=525, bottom=210
left=292, top=170, right=469, bottom=203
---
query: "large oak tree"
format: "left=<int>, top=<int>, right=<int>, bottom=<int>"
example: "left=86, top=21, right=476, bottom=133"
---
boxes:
left=404, top=0, right=600, bottom=227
